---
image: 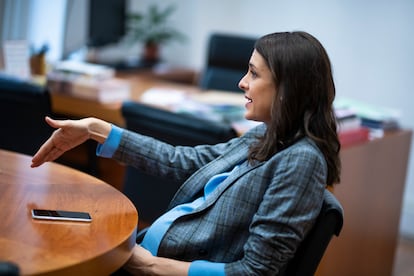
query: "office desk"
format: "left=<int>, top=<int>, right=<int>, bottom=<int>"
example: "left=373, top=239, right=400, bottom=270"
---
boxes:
left=0, top=149, right=138, bottom=275
left=50, top=74, right=201, bottom=127
left=317, top=129, right=412, bottom=276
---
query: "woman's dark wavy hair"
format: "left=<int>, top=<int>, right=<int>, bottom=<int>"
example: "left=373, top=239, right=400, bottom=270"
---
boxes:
left=248, top=31, right=341, bottom=186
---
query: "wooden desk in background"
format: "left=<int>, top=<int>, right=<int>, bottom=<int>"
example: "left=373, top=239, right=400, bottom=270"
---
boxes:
left=50, top=73, right=201, bottom=127
left=317, top=129, right=412, bottom=276
left=0, top=149, right=138, bottom=275
left=49, top=72, right=412, bottom=275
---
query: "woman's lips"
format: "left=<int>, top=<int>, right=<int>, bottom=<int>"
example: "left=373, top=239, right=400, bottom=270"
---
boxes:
left=245, top=96, right=252, bottom=107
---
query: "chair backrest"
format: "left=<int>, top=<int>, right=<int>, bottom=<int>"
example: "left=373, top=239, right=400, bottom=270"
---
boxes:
left=0, top=74, right=53, bottom=156
left=199, top=33, right=257, bottom=92
left=122, top=101, right=237, bottom=146
left=0, top=261, right=19, bottom=276
left=279, top=189, right=344, bottom=276
left=121, top=101, right=237, bottom=224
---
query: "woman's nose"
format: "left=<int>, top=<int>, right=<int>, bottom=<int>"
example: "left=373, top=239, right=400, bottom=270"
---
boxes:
left=238, top=74, right=248, bottom=90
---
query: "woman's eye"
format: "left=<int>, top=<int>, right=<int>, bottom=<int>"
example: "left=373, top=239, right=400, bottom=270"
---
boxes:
left=250, top=70, right=258, bottom=78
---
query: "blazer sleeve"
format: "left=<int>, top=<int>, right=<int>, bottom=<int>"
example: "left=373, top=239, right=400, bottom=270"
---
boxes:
left=111, top=129, right=243, bottom=183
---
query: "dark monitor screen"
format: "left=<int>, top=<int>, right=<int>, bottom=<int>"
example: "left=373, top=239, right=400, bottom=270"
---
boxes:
left=88, top=0, right=126, bottom=47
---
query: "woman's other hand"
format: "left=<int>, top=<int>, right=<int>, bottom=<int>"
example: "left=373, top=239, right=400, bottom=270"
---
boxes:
left=123, top=245, right=190, bottom=276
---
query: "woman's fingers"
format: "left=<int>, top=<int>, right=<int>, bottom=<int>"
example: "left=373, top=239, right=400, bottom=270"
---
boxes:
left=31, top=134, right=58, bottom=167
left=31, top=118, right=70, bottom=167
left=45, top=116, right=68, bottom=129
left=31, top=117, right=93, bottom=168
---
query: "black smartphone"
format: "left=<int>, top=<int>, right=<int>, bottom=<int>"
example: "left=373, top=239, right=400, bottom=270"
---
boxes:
left=31, top=209, right=92, bottom=222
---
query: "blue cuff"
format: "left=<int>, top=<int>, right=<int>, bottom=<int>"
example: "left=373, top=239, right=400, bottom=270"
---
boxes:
left=188, top=260, right=225, bottom=276
left=96, top=125, right=123, bottom=158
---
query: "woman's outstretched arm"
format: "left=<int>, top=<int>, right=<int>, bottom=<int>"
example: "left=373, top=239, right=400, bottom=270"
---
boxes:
left=31, top=116, right=111, bottom=168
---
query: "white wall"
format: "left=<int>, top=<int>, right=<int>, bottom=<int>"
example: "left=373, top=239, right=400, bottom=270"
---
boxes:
left=27, top=0, right=66, bottom=62
left=131, top=0, right=414, bottom=237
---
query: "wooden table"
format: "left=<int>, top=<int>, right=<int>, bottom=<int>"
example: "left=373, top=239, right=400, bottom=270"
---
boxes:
left=0, top=149, right=138, bottom=275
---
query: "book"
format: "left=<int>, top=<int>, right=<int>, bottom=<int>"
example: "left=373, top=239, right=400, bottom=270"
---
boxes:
left=47, top=75, right=130, bottom=103
left=71, top=77, right=130, bottom=103
left=335, top=104, right=373, bottom=147
left=51, top=60, right=115, bottom=80
left=335, top=107, right=362, bottom=132
left=337, top=116, right=362, bottom=133
left=140, top=88, right=246, bottom=123
left=334, top=98, right=400, bottom=131
left=335, top=106, right=358, bottom=121
left=338, top=127, right=370, bottom=148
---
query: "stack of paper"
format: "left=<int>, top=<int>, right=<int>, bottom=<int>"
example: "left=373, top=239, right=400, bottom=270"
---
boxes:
left=52, top=60, right=115, bottom=79
left=334, top=98, right=400, bottom=131
left=47, top=60, right=130, bottom=103
left=140, top=88, right=246, bottom=124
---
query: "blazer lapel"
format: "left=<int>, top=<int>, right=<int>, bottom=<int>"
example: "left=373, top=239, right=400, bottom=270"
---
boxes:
left=168, top=139, right=250, bottom=207
left=168, top=123, right=267, bottom=208
left=201, top=158, right=265, bottom=209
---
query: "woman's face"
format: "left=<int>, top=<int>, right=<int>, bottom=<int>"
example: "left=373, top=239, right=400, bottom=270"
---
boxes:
left=238, top=49, right=276, bottom=124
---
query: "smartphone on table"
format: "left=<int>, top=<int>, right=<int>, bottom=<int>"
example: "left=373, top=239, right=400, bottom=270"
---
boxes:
left=31, top=209, right=92, bottom=222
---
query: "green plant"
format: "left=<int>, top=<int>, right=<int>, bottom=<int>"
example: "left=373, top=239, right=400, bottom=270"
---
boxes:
left=126, top=4, right=185, bottom=47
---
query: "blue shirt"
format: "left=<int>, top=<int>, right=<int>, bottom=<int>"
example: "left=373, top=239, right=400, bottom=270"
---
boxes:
left=97, top=125, right=227, bottom=276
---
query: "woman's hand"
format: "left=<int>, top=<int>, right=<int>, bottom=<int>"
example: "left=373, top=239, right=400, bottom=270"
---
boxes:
left=31, top=116, right=111, bottom=168
left=124, top=245, right=190, bottom=276
left=123, top=245, right=156, bottom=275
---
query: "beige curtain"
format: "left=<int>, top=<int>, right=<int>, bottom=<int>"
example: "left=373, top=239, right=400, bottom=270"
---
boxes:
left=0, top=0, right=30, bottom=41
left=0, top=0, right=31, bottom=68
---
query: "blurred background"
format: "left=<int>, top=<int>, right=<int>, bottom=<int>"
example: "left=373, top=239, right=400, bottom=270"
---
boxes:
left=0, top=0, right=413, bottom=240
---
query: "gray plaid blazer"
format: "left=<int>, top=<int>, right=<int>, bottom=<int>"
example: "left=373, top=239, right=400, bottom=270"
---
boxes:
left=113, top=123, right=327, bottom=275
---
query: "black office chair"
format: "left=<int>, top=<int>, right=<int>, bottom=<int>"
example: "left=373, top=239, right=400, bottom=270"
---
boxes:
left=0, top=261, right=19, bottom=276
left=0, top=74, right=53, bottom=156
left=0, top=73, right=101, bottom=175
left=198, top=33, right=257, bottom=92
left=279, top=189, right=344, bottom=276
left=121, top=101, right=237, bottom=226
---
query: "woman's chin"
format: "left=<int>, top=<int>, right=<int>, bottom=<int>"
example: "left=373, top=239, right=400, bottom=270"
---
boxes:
left=244, top=114, right=266, bottom=125
left=244, top=113, right=257, bottom=122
